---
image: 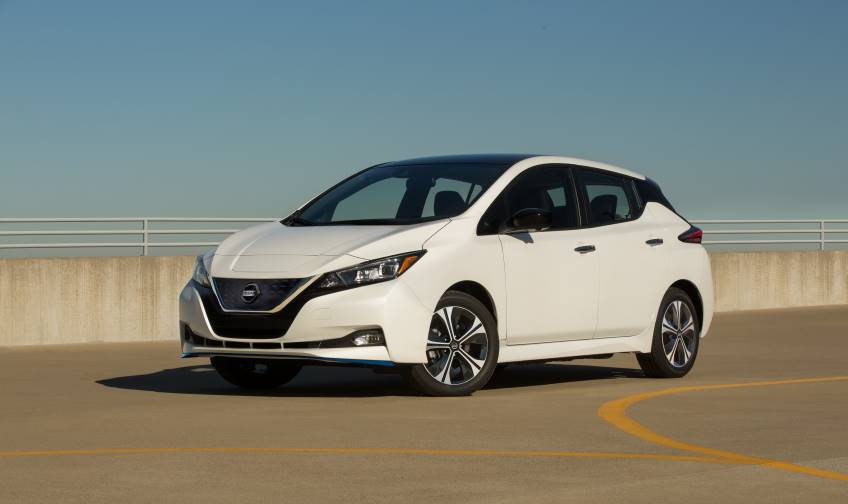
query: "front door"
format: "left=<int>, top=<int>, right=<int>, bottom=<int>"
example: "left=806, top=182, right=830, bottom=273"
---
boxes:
left=491, top=165, right=600, bottom=344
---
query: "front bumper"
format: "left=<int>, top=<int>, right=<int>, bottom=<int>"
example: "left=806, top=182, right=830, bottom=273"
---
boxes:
left=179, top=277, right=433, bottom=365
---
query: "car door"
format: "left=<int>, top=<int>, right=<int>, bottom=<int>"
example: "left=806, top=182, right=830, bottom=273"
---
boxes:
left=481, top=164, right=600, bottom=344
left=574, top=167, right=660, bottom=338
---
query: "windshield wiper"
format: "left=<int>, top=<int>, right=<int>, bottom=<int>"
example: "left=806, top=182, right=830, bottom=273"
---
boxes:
left=288, top=217, right=314, bottom=226
left=282, top=210, right=313, bottom=226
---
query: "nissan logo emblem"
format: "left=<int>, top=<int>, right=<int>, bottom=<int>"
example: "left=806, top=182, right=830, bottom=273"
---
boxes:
left=241, top=283, right=261, bottom=304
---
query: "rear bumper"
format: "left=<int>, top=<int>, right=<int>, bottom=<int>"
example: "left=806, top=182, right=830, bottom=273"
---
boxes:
left=179, top=277, right=433, bottom=365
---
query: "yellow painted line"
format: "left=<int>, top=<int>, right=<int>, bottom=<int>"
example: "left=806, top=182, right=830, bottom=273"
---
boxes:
left=0, top=446, right=731, bottom=465
left=598, top=376, right=848, bottom=482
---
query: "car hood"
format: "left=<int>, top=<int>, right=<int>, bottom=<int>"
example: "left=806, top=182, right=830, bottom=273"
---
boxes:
left=210, top=220, right=448, bottom=278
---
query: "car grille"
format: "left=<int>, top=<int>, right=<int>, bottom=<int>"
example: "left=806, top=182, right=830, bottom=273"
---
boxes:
left=212, top=277, right=307, bottom=311
left=196, top=281, right=315, bottom=339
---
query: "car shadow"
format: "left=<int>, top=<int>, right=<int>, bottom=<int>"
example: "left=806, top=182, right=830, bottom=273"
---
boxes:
left=97, top=365, right=413, bottom=398
left=503, top=232, right=535, bottom=244
left=486, top=362, right=642, bottom=390
left=97, top=362, right=643, bottom=398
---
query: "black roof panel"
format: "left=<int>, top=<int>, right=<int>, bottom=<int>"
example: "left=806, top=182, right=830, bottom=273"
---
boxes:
left=382, top=153, right=536, bottom=166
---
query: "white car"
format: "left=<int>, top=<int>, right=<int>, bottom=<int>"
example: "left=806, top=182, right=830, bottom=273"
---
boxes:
left=180, top=154, right=713, bottom=396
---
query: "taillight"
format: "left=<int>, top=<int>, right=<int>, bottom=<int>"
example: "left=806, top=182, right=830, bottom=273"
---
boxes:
left=678, top=226, right=703, bottom=244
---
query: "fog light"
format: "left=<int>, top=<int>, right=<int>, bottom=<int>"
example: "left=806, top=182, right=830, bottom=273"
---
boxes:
left=352, top=331, right=385, bottom=347
left=304, top=329, right=387, bottom=349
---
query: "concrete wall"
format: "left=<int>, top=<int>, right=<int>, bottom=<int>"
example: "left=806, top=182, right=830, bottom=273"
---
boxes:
left=0, top=252, right=846, bottom=346
left=0, top=256, right=194, bottom=346
left=711, top=251, right=848, bottom=312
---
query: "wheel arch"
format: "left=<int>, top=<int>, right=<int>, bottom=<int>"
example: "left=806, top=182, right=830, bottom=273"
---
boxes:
left=669, top=279, right=703, bottom=330
left=444, top=281, right=498, bottom=323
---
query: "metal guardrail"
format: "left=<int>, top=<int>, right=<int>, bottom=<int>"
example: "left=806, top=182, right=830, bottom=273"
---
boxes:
left=1, top=218, right=847, bottom=255
left=692, top=220, right=848, bottom=250
left=0, top=218, right=278, bottom=255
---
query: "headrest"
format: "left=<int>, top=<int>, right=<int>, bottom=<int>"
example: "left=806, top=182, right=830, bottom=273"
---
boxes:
left=591, top=194, right=618, bottom=222
left=434, top=191, right=466, bottom=217
left=512, top=189, right=554, bottom=212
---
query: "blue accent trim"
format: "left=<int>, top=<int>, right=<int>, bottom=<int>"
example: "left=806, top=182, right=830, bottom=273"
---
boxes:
left=319, top=357, right=396, bottom=367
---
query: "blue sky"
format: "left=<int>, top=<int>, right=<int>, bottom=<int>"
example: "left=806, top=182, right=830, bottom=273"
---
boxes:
left=1, top=0, right=846, bottom=219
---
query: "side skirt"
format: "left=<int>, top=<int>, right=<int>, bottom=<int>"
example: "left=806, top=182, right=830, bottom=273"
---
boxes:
left=497, top=332, right=652, bottom=364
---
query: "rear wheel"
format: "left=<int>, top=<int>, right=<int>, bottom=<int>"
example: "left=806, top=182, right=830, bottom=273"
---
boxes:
left=211, top=357, right=301, bottom=389
left=637, top=288, right=700, bottom=378
left=402, top=291, right=499, bottom=396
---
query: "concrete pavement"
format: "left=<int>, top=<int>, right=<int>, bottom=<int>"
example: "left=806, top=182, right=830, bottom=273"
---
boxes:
left=1, top=306, right=846, bottom=502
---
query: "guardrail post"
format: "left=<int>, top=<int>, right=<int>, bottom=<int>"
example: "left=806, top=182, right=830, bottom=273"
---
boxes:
left=142, top=219, right=149, bottom=256
left=820, top=220, right=825, bottom=251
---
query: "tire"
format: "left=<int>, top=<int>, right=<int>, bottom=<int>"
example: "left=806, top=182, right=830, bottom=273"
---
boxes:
left=402, top=291, right=499, bottom=396
left=637, top=287, right=700, bottom=378
left=211, top=357, right=302, bottom=389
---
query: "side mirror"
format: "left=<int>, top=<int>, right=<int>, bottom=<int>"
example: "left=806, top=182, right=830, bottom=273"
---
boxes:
left=503, top=208, right=552, bottom=233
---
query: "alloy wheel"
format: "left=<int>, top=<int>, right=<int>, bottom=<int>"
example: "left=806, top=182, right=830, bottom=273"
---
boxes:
left=661, top=300, right=697, bottom=368
left=425, top=305, right=489, bottom=386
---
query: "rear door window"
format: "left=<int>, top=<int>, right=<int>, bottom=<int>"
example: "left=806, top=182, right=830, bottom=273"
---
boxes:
left=576, top=169, right=640, bottom=225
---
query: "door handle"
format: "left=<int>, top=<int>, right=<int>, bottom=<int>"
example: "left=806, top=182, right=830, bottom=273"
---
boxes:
left=574, top=245, right=596, bottom=254
left=646, top=238, right=664, bottom=246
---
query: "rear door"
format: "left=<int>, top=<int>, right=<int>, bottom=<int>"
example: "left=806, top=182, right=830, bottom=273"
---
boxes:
left=574, top=168, right=661, bottom=338
left=484, top=164, right=600, bottom=344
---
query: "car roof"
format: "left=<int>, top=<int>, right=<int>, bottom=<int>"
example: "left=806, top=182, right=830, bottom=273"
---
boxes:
left=381, top=154, right=645, bottom=180
left=382, top=153, right=536, bottom=166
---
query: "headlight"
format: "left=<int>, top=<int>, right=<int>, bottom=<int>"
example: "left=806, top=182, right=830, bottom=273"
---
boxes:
left=318, top=251, right=425, bottom=290
left=192, top=251, right=213, bottom=287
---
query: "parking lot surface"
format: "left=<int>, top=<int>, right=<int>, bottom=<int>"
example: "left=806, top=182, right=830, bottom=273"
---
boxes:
left=1, top=306, right=846, bottom=503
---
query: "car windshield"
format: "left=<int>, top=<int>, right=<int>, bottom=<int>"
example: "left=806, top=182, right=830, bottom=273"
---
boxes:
left=288, top=163, right=511, bottom=225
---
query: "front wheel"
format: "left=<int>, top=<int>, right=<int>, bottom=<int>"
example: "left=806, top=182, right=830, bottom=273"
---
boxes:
left=402, top=291, right=499, bottom=396
left=637, top=287, right=700, bottom=378
left=211, top=357, right=301, bottom=389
